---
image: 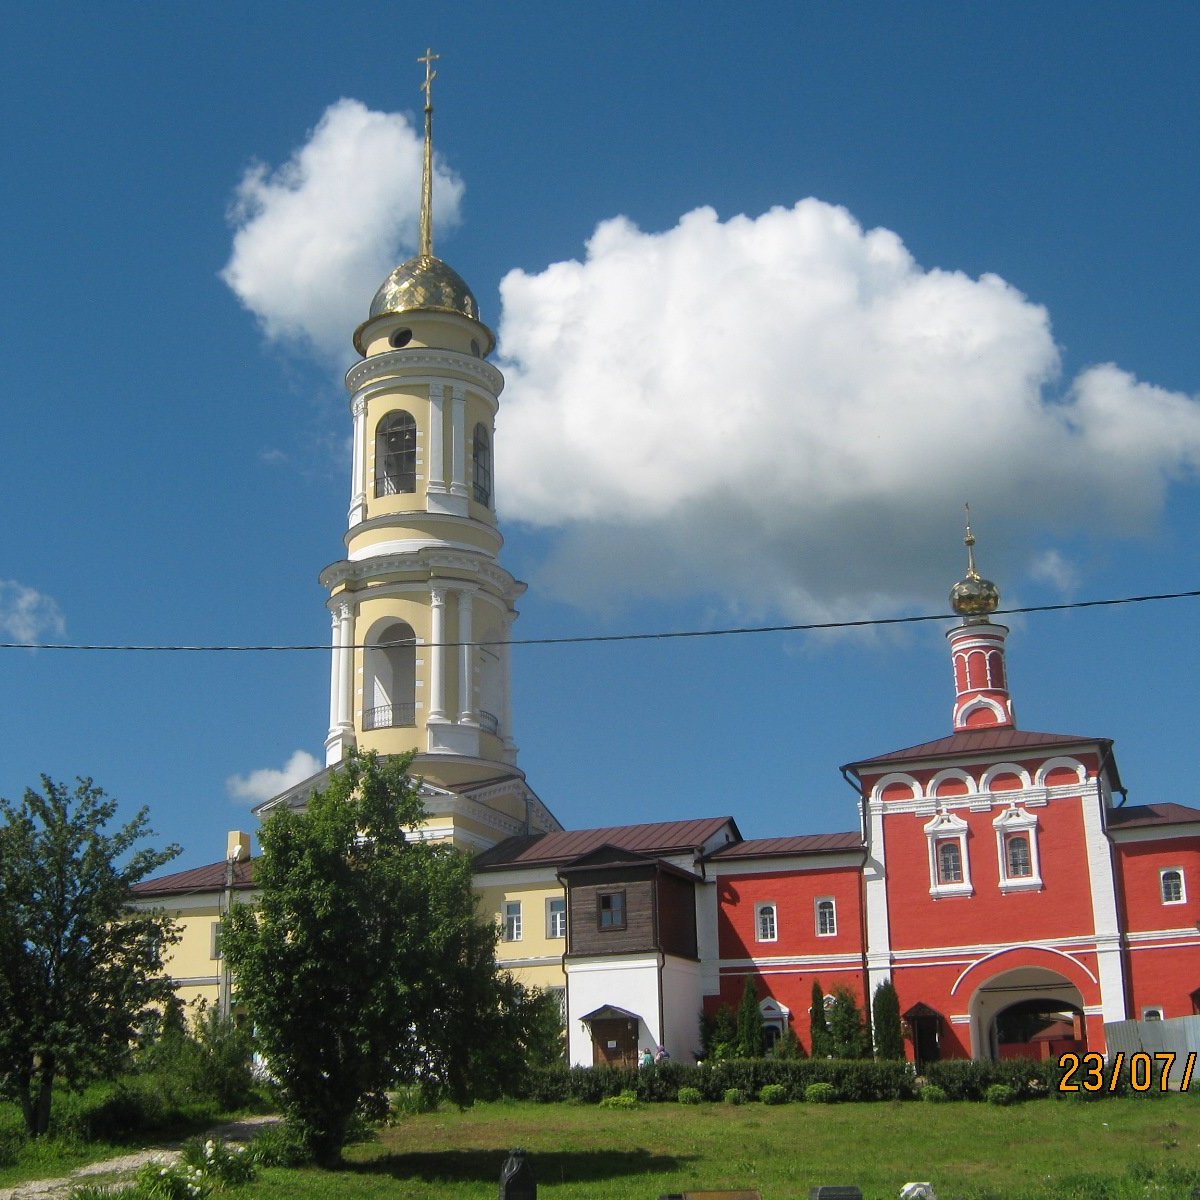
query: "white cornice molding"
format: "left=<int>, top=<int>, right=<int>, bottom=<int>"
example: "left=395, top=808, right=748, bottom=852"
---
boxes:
left=322, top=545, right=524, bottom=601
left=346, top=349, right=504, bottom=397
left=710, top=851, right=864, bottom=875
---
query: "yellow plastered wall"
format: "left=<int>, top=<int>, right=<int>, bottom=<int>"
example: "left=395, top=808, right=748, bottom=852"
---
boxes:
left=477, top=879, right=568, bottom=992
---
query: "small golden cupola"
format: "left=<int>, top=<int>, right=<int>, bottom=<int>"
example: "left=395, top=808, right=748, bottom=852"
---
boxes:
left=946, top=508, right=1016, bottom=731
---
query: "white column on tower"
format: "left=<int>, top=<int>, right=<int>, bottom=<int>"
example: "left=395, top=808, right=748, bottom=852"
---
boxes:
left=336, top=601, right=355, bottom=733
left=458, top=587, right=476, bottom=723
left=429, top=587, right=447, bottom=720
left=348, top=394, right=367, bottom=526
left=449, top=385, right=467, bottom=498
left=325, top=608, right=342, bottom=760
left=428, top=383, right=446, bottom=494
left=501, top=628, right=514, bottom=749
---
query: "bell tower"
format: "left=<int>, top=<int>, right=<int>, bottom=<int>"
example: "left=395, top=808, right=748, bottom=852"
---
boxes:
left=946, top=509, right=1016, bottom=731
left=319, top=51, right=527, bottom=805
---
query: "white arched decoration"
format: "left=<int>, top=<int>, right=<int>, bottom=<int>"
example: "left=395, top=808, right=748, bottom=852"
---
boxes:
left=956, top=695, right=1008, bottom=728
left=929, top=767, right=976, bottom=798
left=980, top=762, right=1033, bottom=792
left=1035, top=757, right=1087, bottom=788
left=871, top=772, right=923, bottom=803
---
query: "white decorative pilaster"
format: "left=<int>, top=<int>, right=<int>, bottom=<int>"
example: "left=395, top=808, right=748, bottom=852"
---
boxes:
left=458, top=587, right=476, bottom=724
left=449, top=386, right=467, bottom=499
left=348, top=394, right=367, bottom=526
left=325, top=601, right=356, bottom=766
left=428, top=383, right=446, bottom=494
left=501, top=631, right=515, bottom=751
left=337, top=601, right=354, bottom=733
left=429, top=587, right=447, bottom=721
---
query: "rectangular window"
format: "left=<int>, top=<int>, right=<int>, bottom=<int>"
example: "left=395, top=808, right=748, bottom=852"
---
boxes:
left=598, top=890, right=626, bottom=930
left=755, top=902, right=777, bottom=942
left=503, top=900, right=522, bottom=942
left=1005, top=834, right=1033, bottom=878
left=816, top=897, right=837, bottom=937
left=210, top=921, right=222, bottom=960
left=547, top=896, right=567, bottom=938
left=936, top=840, right=964, bottom=884
left=1161, top=868, right=1186, bottom=905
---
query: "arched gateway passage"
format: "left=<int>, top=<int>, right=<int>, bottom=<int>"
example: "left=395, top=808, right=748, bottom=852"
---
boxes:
left=968, top=965, right=1087, bottom=1061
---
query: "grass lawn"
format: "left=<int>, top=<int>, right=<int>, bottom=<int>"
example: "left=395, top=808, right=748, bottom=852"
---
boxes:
left=237, top=1096, right=1199, bottom=1200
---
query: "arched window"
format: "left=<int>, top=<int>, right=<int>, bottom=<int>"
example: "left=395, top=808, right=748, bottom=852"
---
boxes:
left=375, top=411, right=416, bottom=496
left=815, top=898, right=837, bottom=936
left=1006, top=834, right=1032, bottom=879
left=937, top=841, right=963, bottom=884
left=472, top=422, right=491, bottom=506
left=364, top=620, right=416, bottom=730
left=1161, top=869, right=1185, bottom=905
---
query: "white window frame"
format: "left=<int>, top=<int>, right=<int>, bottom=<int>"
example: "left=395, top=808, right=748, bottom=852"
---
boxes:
left=1160, top=868, right=1186, bottom=905
left=1142, top=1007, right=1165, bottom=1021
left=755, top=902, right=778, bottom=943
left=502, top=900, right=522, bottom=942
left=210, top=921, right=222, bottom=960
left=546, top=895, right=567, bottom=938
left=815, top=897, right=837, bottom=937
left=924, top=809, right=973, bottom=897
left=993, top=803, right=1043, bottom=893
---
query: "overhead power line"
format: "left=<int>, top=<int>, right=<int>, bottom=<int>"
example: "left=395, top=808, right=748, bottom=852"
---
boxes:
left=1, top=587, right=1198, bottom=653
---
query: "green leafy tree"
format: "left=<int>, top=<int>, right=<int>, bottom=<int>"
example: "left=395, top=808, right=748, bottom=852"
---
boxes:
left=736, top=977, right=766, bottom=1058
left=872, top=979, right=905, bottom=1060
left=809, top=980, right=833, bottom=1058
left=701, top=1003, right=738, bottom=1060
left=0, top=776, right=180, bottom=1136
left=829, top=985, right=871, bottom=1058
left=221, top=749, right=533, bottom=1165
left=773, top=1025, right=806, bottom=1059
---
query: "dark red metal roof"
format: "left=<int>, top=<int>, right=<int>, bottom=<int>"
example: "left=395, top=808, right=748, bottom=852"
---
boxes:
left=132, top=858, right=255, bottom=898
left=845, top=728, right=1111, bottom=771
left=708, top=832, right=864, bottom=860
left=1107, top=802, right=1200, bottom=829
left=472, top=816, right=739, bottom=870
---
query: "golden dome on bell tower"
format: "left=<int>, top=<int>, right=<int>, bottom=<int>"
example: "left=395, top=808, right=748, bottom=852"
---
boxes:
left=950, top=506, right=1000, bottom=622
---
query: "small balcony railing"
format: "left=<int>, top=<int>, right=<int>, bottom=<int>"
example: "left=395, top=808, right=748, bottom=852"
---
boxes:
left=479, top=710, right=499, bottom=734
left=363, top=702, right=416, bottom=731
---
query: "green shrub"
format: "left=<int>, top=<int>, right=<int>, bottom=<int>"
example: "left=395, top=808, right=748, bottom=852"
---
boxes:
left=920, top=1083, right=948, bottom=1103
left=760, top=1083, right=788, bottom=1105
left=805, top=1082, right=837, bottom=1104
left=248, top=1122, right=312, bottom=1167
left=722, top=1087, right=745, bottom=1105
left=598, top=1090, right=639, bottom=1109
left=0, top=1120, right=25, bottom=1168
left=132, top=1159, right=213, bottom=1200
left=180, top=1136, right=257, bottom=1186
left=677, top=1086, right=703, bottom=1105
left=986, top=1083, right=1017, bottom=1106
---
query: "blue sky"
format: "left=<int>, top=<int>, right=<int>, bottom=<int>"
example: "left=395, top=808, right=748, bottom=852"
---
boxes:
left=1, top=3, right=1197, bottom=869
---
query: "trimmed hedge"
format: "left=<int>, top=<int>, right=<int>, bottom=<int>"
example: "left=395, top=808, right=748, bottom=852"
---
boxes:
left=517, top=1058, right=918, bottom=1103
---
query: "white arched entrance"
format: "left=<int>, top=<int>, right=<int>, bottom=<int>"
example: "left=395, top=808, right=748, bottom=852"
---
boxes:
left=967, top=965, right=1087, bottom=1060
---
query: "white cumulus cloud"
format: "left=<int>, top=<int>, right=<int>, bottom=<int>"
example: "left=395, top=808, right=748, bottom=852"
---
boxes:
left=0, top=581, right=65, bottom=644
left=227, top=749, right=321, bottom=805
left=495, top=201, right=1200, bottom=619
left=221, top=98, right=463, bottom=363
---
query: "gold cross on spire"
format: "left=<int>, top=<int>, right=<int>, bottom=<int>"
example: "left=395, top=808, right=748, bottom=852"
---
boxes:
left=417, top=48, right=439, bottom=259
left=963, top=503, right=979, bottom=580
left=418, top=47, right=439, bottom=112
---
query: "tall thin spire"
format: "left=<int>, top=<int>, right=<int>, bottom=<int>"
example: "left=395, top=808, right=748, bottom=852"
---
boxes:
left=963, top=503, right=979, bottom=580
left=417, top=47, right=439, bottom=259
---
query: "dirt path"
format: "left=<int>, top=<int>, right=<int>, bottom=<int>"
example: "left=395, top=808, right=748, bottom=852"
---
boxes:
left=0, top=1115, right=280, bottom=1200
